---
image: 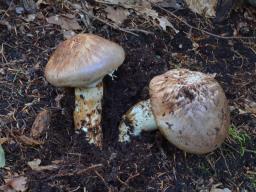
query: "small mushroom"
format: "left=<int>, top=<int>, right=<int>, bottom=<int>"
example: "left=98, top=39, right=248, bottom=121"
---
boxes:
left=45, top=34, right=125, bottom=148
left=119, top=68, right=230, bottom=154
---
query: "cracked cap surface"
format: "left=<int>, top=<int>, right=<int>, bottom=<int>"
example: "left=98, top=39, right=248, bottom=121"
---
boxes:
left=149, top=68, right=230, bottom=154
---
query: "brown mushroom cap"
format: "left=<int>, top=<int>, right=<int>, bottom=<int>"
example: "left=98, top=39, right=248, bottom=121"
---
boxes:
left=149, top=68, right=230, bottom=154
left=45, top=34, right=125, bottom=87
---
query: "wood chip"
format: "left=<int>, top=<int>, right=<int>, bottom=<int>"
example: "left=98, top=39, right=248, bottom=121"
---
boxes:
left=31, top=110, right=51, bottom=138
left=28, top=159, right=58, bottom=171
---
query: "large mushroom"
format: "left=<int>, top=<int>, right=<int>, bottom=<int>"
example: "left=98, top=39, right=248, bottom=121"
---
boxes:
left=45, top=34, right=125, bottom=148
left=119, top=68, right=230, bottom=154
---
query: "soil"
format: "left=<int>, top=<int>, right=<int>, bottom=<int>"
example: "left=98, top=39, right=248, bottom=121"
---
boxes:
left=0, top=1, right=256, bottom=192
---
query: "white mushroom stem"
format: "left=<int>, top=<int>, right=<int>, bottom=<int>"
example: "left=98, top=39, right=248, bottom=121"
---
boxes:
left=118, top=99, right=158, bottom=142
left=74, top=82, right=103, bottom=147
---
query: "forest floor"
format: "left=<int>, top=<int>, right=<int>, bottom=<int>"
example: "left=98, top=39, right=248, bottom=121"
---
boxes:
left=0, top=0, right=256, bottom=191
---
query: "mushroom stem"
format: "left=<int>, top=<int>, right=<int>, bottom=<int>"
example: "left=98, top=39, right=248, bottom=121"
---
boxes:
left=118, top=99, right=157, bottom=142
left=74, top=82, right=103, bottom=147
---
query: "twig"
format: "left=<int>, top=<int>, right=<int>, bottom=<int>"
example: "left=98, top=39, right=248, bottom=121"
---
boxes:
left=94, top=170, right=111, bottom=191
left=126, top=28, right=153, bottom=35
left=116, top=176, right=129, bottom=187
left=125, top=172, right=140, bottom=183
left=154, top=4, right=256, bottom=40
left=45, top=163, right=103, bottom=180
left=116, top=172, right=140, bottom=188
left=0, top=0, right=14, bottom=20
left=219, top=148, right=232, bottom=176
left=76, top=164, right=103, bottom=175
left=224, top=142, right=256, bottom=155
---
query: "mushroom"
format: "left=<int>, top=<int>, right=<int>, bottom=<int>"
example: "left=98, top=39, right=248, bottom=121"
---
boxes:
left=45, top=34, right=125, bottom=148
left=119, top=68, right=230, bottom=154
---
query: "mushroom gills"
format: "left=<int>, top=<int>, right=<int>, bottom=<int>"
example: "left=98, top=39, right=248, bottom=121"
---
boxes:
left=74, top=82, right=103, bottom=147
left=118, top=99, right=157, bottom=142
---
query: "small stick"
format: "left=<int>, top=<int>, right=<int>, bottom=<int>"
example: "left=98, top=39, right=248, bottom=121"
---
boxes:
left=220, top=148, right=232, bottom=176
left=154, top=3, right=256, bottom=40
left=125, top=172, right=140, bottom=183
left=94, top=170, right=111, bottom=191
left=76, top=164, right=103, bottom=175
left=45, top=163, right=103, bottom=180
left=116, top=176, right=129, bottom=187
left=67, top=1, right=153, bottom=36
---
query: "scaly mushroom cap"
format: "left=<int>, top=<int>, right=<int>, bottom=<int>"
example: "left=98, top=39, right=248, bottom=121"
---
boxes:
left=45, top=34, right=125, bottom=87
left=149, top=68, right=229, bottom=154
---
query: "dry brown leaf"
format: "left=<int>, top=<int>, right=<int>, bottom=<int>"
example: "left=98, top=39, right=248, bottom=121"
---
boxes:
left=185, top=0, right=218, bottom=17
left=31, top=110, right=50, bottom=138
left=46, top=15, right=82, bottom=30
left=28, top=159, right=58, bottom=171
left=140, top=8, right=178, bottom=32
left=105, top=6, right=129, bottom=25
left=18, top=135, right=43, bottom=146
left=3, top=176, right=28, bottom=192
left=244, top=99, right=256, bottom=115
left=96, top=0, right=178, bottom=32
left=0, top=138, right=8, bottom=145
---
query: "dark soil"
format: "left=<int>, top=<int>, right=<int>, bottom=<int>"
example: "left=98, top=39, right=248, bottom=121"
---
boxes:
left=0, top=1, right=256, bottom=192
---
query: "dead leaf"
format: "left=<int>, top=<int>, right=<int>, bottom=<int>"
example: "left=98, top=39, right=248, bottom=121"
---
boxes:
left=36, top=0, right=49, bottom=9
left=96, top=0, right=178, bottom=32
left=185, top=0, right=218, bottom=17
left=0, top=138, right=8, bottom=145
left=28, top=159, right=58, bottom=171
left=140, top=8, right=178, bottom=32
left=3, top=176, right=28, bottom=192
left=18, top=135, right=43, bottom=146
left=157, top=16, right=178, bottom=32
left=46, top=15, right=82, bottom=30
left=105, top=6, right=130, bottom=25
left=244, top=99, right=256, bottom=115
left=31, top=110, right=50, bottom=138
left=63, top=30, right=77, bottom=39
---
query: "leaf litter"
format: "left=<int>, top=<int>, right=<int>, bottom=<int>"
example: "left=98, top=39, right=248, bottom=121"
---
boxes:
left=46, top=14, right=82, bottom=31
left=96, top=0, right=179, bottom=32
left=0, top=176, right=28, bottom=192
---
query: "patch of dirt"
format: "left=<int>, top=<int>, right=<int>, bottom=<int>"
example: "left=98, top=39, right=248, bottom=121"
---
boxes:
left=0, top=1, right=256, bottom=191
